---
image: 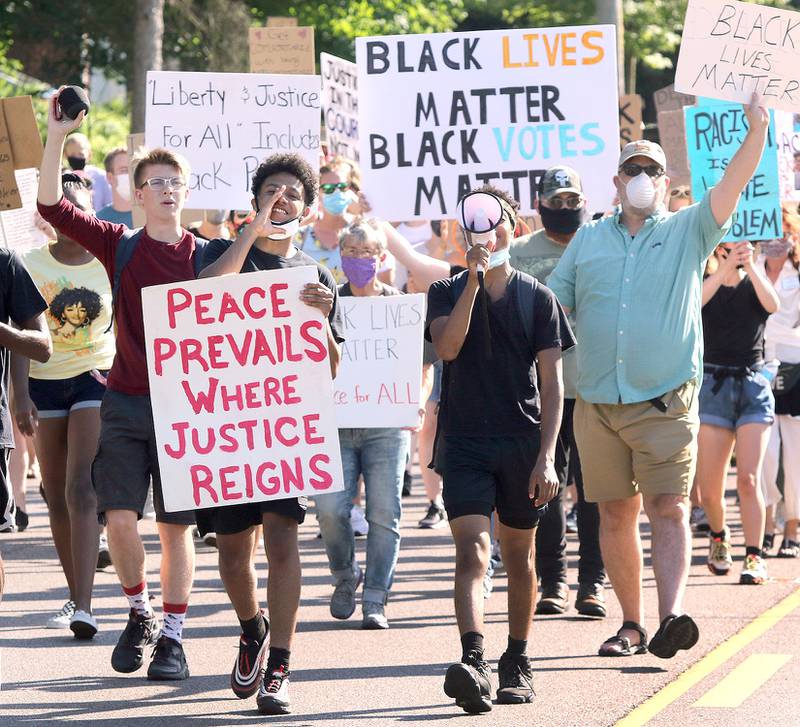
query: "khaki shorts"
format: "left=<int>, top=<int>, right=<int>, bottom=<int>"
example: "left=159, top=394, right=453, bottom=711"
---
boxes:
left=574, top=381, right=699, bottom=503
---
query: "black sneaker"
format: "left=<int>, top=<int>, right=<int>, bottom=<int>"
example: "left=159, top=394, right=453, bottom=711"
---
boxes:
left=443, top=650, right=492, bottom=714
left=147, top=635, right=190, bottom=680
left=402, top=471, right=412, bottom=497
left=15, top=509, right=28, bottom=532
left=231, top=614, right=270, bottom=698
left=257, top=665, right=291, bottom=715
left=111, top=609, right=159, bottom=673
left=497, top=651, right=534, bottom=704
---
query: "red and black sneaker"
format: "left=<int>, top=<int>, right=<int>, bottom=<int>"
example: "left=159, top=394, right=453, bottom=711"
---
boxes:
left=257, top=664, right=291, bottom=715
left=230, top=612, right=270, bottom=699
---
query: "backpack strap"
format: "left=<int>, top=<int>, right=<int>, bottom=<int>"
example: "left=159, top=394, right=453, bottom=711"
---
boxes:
left=105, top=227, right=145, bottom=332
left=513, top=271, right=539, bottom=359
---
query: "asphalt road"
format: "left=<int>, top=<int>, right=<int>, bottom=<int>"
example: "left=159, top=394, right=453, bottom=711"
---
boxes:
left=1, top=475, right=798, bottom=727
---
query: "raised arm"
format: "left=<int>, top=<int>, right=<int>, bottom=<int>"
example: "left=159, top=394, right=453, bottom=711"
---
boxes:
left=744, top=245, right=780, bottom=314
left=381, top=222, right=450, bottom=291
left=709, top=94, right=769, bottom=228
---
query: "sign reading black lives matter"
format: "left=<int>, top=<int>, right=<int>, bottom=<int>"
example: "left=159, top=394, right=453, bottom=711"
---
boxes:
left=675, top=0, right=800, bottom=112
left=356, top=27, right=620, bottom=220
left=145, top=71, right=321, bottom=210
left=320, top=53, right=359, bottom=163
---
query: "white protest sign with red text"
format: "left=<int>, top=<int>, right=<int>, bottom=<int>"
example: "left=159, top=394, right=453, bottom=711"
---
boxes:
left=142, top=267, right=344, bottom=512
left=334, top=294, right=425, bottom=428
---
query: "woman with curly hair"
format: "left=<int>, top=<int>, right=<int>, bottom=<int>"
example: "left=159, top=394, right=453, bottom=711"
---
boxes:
left=11, top=173, right=114, bottom=639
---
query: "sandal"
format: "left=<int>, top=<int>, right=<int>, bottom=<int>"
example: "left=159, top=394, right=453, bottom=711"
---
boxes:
left=777, top=539, right=800, bottom=558
left=598, top=621, right=648, bottom=657
left=648, top=614, right=699, bottom=659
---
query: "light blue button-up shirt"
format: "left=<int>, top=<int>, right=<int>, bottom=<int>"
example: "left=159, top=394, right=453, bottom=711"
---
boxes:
left=547, top=192, right=731, bottom=404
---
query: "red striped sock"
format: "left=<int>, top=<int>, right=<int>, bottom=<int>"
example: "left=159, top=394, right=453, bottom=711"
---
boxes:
left=122, top=581, right=153, bottom=617
left=162, top=602, right=188, bottom=643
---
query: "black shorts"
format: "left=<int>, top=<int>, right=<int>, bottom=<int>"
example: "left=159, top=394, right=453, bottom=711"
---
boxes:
left=195, top=497, right=308, bottom=536
left=437, top=433, right=545, bottom=530
left=92, top=389, right=195, bottom=526
left=29, top=370, right=108, bottom=418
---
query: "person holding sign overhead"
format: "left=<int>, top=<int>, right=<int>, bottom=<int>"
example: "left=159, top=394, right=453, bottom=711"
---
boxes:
left=37, top=87, right=205, bottom=682
left=197, top=152, right=344, bottom=716
left=427, top=186, right=574, bottom=713
left=548, top=93, right=770, bottom=660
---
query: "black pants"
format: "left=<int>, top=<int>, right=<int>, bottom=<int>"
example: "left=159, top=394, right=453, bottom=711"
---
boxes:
left=535, top=399, right=605, bottom=588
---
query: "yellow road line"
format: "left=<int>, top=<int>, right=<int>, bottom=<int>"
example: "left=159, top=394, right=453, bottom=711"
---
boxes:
left=692, top=654, right=792, bottom=708
left=613, top=586, right=800, bottom=727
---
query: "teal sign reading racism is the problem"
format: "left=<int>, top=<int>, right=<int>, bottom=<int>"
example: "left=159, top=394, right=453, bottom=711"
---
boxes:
left=685, top=103, right=782, bottom=242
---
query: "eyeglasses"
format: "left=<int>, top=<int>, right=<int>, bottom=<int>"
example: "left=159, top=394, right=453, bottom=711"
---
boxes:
left=546, top=195, right=584, bottom=210
left=321, top=182, right=350, bottom=194
left=341, top=247, right=381, bottom=258
left=619, top=163, right=665, bottom=179
left=669, top=187, right=691, bottom=198
left=139, top=176, right=186, bottom=190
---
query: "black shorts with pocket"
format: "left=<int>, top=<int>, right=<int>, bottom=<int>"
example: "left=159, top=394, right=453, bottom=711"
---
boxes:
left=92, top=389, right=195, bottom=526
left=195, top=497, right=308, bottom=537
left=436, top=433, right=546, bottom=530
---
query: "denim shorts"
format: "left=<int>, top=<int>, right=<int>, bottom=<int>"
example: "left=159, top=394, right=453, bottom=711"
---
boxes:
left=698, top=365, right=775, bottom=430
left=29, top=370, right=108, bottom=418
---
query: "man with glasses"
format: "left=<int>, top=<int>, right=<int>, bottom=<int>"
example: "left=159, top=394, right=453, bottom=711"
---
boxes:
left=37, top=89, right=203, bottom=680
left=511, top=166, right=606, bottom=619
left=548, top=95, right=770, bottom=660
left=668, top=185, right=693, bottom=213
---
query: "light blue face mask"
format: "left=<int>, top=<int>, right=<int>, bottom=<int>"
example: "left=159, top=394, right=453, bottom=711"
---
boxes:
left=488, top=247, right=511, bottom=269
left=322, top=190, right=351, bottom=216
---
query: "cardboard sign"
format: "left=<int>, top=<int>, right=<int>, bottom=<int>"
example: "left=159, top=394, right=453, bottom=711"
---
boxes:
left=145, top=70, right=321, bottom=210
left=775, top=111, right=800, bottom=199
left=249, top=27, right=315, bottom=75
left=619, top=94, right=644, bottom=147
left=657, top=109, right=692, bottom=188
left=267, top=16, right=298, bottom=27
left=653, top=84, right=696, bottom=115
left=334, top=294, right=425, bottom=428
left=2, top=97, right=43, bottom=170
left=320, top=53, right=359, bottom=162
left=0, top=169, right=48, bottom=251
left=356, top=26, right=620, bottom=220
left=0, top=109, right=21, bottom=211
left=685, top=103, right=782, bottom=241
left=142, top=266, right=345, bottom=512
left=675, top=0, right=800, bottom=112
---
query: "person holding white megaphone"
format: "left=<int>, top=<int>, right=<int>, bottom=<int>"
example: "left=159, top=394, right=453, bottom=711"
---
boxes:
left=426, top=185, right=575, bottom=713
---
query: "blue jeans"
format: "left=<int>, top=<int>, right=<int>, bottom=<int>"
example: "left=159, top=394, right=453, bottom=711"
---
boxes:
left=316, top=428, right=410, bottom=604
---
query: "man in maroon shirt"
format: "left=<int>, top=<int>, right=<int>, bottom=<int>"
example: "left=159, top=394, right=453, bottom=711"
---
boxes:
left=38, top=88, right=199, bottom=681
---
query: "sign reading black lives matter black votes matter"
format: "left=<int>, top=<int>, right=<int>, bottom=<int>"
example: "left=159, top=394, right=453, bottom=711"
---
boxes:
left=356, top=27, right=620, bottom=220
left=145, top=71, right=321, bottom=210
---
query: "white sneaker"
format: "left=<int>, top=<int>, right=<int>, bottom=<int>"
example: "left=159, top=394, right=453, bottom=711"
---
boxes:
left=70, top=609, right=98, bottom=640
left=47, top=600, right=76, bottom=629
left=202, top=532, right=218, bottom=548
left=97, top=534, right=112, bottom=570
left=350, top=505, right=369, bottom=537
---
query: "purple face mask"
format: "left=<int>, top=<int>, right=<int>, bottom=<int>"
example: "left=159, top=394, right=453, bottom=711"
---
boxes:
left=341, top=255, right=377, bottom=288
left=761, top=239, right=793, bottom=258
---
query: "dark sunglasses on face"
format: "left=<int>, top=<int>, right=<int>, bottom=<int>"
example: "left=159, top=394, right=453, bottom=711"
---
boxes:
left=670, top=187, right=691, bottom=198
left=546, top=195, right=584, bottom=210
left=619, top=163, right=665, bottom=179
left=320, top=182, right=350, bottom=194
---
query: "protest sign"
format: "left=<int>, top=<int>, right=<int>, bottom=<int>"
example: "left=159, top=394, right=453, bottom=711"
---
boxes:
left=675, top=0, right=800, bottom=113
left=145, top=70, right=321, bottom=211
left=249, top=27, right=315, bottom=75
left=320, top=53, right=359, bottom=162
left=774, top=110, right=800, bottom=199
left=0, top=96, right=44, bottom=211
left=334, top=294, right=425, bottom=428
left=657, top=109, right=692, bottom=188
left=142, top=266, right=344, bottom=512
left=267, top=16, right=298, bottom=27
left=619, top=94, right=643, bottom=147
left=653, top=84, right=696, bottom=115
left=685, top=102, right=782, bottom=241
left=356, top=26, right=620, bottom=219
left=0, top=169, right=48, bottom=252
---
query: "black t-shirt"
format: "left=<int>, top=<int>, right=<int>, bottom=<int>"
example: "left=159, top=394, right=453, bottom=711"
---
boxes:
left=0, top=249, right=48, bottom=447
left=425, top=271, right=575, bottom=435
left=702, top=275, right=770, bottom=367
left=202, top=239, right=345, bottom=343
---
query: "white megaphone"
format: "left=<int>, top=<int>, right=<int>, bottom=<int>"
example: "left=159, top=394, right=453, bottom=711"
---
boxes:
left=455, top=191, right=505, bottom=277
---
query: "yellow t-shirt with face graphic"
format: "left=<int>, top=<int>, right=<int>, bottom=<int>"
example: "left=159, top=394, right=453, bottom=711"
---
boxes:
left=23, top=245, right=115, bottom=380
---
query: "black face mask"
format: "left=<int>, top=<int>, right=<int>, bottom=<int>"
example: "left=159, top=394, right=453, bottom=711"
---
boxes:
left=67, top=156, right=87, bottom=171
left=539, top=204, right=585, bottom=235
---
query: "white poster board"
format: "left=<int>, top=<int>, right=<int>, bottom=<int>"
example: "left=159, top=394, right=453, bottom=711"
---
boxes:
left=145, top=71, right=321, bottom=211
left=0, top=169, right=47, bottom=252
left=142, top=267, right=344, bottom=512
left=334, top=294, right=425, bottom=428
left=320, top=53, right=359, bottom=163
left=675, top=0, right=800, bottom=112
left=356, top=26, right=620, bottom=219
left=775, top=110, right=800, bottom=200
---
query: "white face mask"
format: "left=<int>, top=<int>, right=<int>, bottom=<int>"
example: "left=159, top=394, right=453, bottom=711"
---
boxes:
left=267, top=216, right=301, bottom=240
left=116, top=173, right=131, bottom=201
left=625, top=173, right=656, bottom=211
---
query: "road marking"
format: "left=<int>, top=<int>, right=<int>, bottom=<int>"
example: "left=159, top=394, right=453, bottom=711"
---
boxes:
left=692, top=654, right=792, bottom=708
left=613, top=586, right=800, bottom=727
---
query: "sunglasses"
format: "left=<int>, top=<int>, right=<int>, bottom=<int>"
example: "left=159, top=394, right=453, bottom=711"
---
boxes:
left=139, top=176, right=186, bottom=190
left=619, top=163, right=665, bottom=179
left=670, top=187, right=691, bottom=199
left=320, top=182, right=350, bottom=194
left=546, top=195, right=584, bottom=210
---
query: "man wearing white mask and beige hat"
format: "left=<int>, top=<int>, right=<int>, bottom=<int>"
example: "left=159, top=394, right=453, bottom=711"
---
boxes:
left=548, top=93, right=769, bottom=661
